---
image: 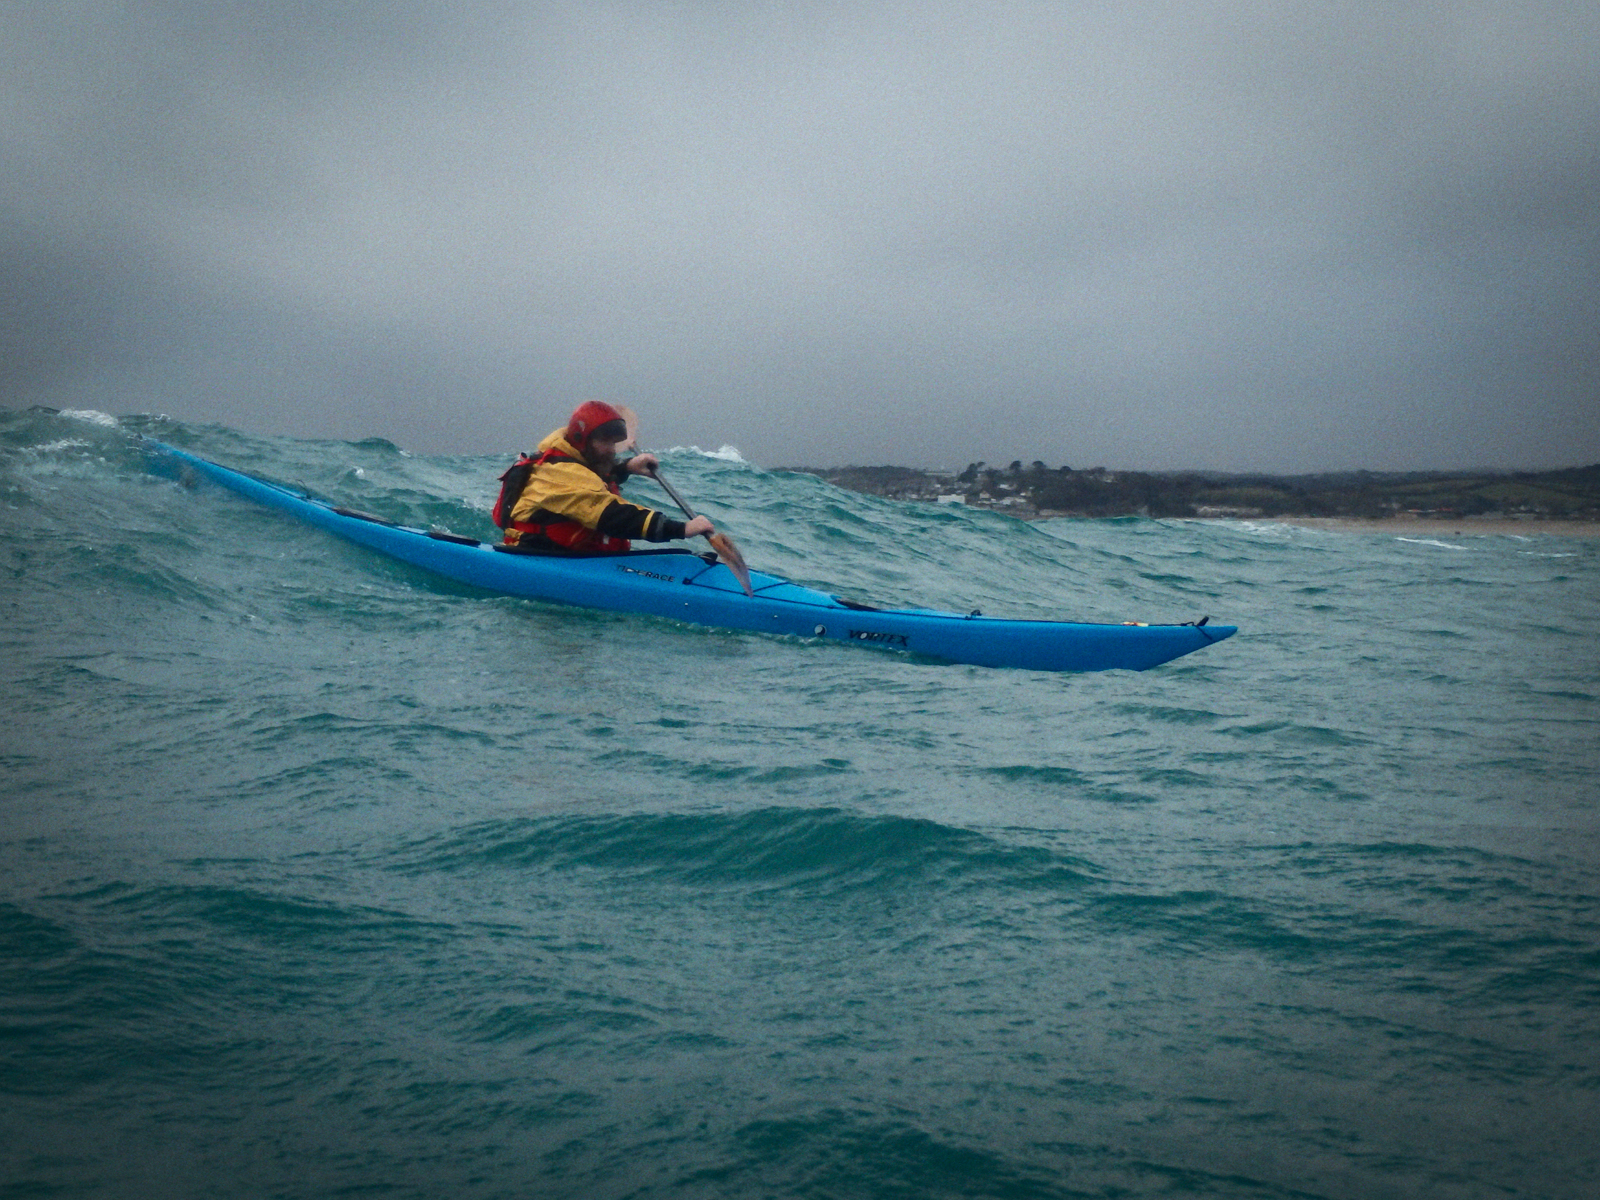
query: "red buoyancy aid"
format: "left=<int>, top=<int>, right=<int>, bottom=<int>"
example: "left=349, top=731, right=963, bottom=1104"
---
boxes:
left=498, top=447, right=631, bottom=553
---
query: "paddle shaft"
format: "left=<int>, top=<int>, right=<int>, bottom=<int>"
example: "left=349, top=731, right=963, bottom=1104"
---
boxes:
left=639, top=465, right=755, bottom=596
left=622, top=415, right=754, bottom=596
left=649, top=470, right=699, bottom=521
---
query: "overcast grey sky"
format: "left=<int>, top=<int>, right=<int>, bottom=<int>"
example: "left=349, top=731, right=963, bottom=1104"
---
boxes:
left=4, top=1, right=1596, bottom=471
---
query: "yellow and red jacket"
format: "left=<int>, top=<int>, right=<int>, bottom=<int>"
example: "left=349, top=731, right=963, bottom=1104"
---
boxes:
left=501, top=429, right=685, bottom=553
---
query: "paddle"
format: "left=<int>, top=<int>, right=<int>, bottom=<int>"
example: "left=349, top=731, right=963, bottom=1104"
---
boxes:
left=615, top=407, right=755, bottom=597
left=653, top=473, right=756, bottom=597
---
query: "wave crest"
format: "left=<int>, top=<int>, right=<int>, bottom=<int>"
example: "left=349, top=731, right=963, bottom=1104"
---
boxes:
left=57, top=409, right=121, bottom=427
left=390, top=807, right=1099, bottom=897
left=661, top=444, right=747, bottom=463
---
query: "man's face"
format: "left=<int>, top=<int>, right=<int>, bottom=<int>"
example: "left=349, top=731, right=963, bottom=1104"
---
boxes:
left=587, top=434, right=624, bottom=469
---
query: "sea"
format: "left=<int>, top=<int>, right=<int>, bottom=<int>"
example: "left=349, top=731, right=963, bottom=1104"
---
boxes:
left=3, top=407, right=1597, bottom=1200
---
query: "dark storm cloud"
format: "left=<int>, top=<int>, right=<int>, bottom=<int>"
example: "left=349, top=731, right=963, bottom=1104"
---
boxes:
left=3, top=1, right=1597, bottom=470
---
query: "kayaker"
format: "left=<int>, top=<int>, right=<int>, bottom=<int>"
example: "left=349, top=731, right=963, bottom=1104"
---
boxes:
left=497, top=400, right=715, bottom=553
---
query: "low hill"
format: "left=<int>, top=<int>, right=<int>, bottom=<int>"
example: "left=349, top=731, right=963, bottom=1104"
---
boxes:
left=783, top=462, right=1600, bottom=520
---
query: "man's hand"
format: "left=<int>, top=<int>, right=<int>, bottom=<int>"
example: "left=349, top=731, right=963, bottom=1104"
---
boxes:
left=684, top=515, right=714, bottom=538
left=625, top=453, right=660, bottom=477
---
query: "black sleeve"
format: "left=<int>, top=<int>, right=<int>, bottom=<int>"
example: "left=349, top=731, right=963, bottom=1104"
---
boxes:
left=595, top=499, right=687, bottom=542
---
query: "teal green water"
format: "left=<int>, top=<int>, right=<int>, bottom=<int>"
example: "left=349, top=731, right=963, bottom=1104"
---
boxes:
left=3, top=408, right=1597, bottom=1199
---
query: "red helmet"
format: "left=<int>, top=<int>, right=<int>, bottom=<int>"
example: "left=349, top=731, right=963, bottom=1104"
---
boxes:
left=565, top=400, right=628, bottom=453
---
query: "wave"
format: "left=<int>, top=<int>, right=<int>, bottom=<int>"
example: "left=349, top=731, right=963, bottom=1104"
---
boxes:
left=0, top=408, right=1250, bottom=623
left=57, top=408, right=121, bottom=427
left=660, top=443, right=747, bottom=463
left=385, top=806, right=1102, bottom=898
left=14, top=807, right=1572, bottom=1018
left=1395, top=536, right=1469, bottom=551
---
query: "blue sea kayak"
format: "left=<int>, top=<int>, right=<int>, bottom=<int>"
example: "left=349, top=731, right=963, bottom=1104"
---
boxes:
left=145, top=440, right=1235, bottom=672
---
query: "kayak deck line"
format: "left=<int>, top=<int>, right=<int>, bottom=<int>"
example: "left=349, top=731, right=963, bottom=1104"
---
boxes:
left=144, top=439, right=1237, bottom=672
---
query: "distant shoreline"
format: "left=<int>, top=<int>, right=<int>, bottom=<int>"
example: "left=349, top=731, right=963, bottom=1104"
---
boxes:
left=792, top=463, right=1600, bottom=527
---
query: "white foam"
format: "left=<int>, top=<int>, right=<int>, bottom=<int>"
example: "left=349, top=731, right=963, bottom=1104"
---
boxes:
left=664, top=444, right=747, bottom=463
left=1231, top=520, right=1305, bottom=537
left=1395, top=537, right=1467, bottom=551
left=58, top=409, right=119, bottom=427
left=33, top=439, right=90, bottom=453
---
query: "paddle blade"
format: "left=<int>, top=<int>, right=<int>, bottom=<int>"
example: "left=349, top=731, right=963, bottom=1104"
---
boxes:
left=709, top=531, right=754, bottom=597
